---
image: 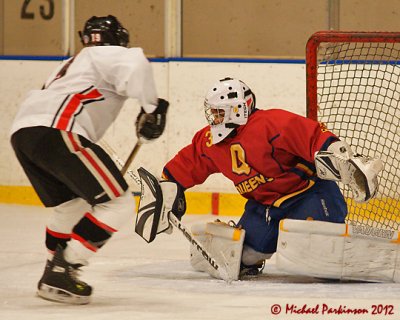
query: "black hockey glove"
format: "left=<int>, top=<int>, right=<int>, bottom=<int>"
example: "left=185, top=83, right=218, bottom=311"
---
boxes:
left=136, top=98, right=169, bottom=141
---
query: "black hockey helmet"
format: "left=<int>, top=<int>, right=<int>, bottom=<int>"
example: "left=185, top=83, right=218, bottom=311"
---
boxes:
left=79, top=15, right=129, bottom=47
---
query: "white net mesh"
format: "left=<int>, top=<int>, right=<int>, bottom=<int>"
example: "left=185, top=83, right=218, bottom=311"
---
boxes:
left=310, top=36, right=400, bottom=231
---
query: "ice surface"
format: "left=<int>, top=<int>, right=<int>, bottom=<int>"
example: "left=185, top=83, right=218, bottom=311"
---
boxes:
left=1, top=204, right=399, bottom=320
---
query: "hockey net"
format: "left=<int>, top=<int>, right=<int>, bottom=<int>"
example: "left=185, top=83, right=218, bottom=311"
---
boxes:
left=306, top=31, right=400, bottom=233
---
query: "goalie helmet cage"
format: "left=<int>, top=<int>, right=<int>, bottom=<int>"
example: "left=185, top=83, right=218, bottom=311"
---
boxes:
left=306, top=31, right=400, bottom=232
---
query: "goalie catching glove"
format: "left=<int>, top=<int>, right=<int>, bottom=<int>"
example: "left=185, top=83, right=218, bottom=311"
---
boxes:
left=315, top=140, right=383, bottom=202
left=135, top=167, right=186, bottom=243
left=136, top=98, right=169, bottom=142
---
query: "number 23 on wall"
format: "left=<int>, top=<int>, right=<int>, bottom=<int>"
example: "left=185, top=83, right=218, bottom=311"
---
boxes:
left=21, top=0, right=54, bottom=20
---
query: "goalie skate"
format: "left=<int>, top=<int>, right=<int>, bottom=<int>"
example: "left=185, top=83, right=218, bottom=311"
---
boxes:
left=239, top=260, right=265, bottom=278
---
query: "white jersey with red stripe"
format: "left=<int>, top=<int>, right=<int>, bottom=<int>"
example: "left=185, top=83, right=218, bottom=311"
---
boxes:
left=10, top=46, right=158, bottom=142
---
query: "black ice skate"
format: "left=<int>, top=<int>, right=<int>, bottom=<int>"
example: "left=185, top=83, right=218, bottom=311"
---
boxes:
left=239, top=260, right=265, bottom=279
left=37, top=246, right=92, bottom=304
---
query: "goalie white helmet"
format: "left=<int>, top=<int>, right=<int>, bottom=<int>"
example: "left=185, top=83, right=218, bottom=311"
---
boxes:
left=204, top=77, right=256, bottom=144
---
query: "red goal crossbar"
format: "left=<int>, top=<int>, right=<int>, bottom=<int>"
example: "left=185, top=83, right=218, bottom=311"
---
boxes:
left=306, top=31, right=400, bottom=120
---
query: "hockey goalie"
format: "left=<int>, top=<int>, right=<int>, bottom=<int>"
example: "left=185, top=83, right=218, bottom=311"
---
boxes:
left=136, top=77, right=397, bottom=282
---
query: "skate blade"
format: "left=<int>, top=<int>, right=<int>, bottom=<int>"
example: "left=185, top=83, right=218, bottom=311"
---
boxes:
left=37, top=284, right=91, bottom=305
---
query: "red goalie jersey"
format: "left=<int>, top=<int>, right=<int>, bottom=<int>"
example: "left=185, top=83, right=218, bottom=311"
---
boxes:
left=162, top=108, right=339, bottom=207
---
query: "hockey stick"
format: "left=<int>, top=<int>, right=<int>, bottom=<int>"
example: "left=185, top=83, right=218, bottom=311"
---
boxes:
left=167, top=213, right=230, bottom=282
left=100, top=140, right=232, bottom=282
left=99, top=140, right=142, bottom=186
left=121, top=141, right=142, bottom=175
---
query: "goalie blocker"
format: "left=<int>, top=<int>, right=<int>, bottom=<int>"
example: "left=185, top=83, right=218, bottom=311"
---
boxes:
left=276, top=219, right=400, bottom=282
left=135, top=167, right=186, bottom=243
left=135, top=167, right=238, bottom=282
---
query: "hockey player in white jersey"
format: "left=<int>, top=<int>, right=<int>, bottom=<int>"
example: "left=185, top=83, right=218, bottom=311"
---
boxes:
left=10, top=15, right=168, bottom=304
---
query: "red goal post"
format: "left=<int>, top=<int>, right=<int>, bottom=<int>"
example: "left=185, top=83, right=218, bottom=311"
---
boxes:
left=306, top=31, right=400, bottom=233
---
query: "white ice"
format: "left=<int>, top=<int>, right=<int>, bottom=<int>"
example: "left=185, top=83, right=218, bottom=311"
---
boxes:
left=1, top=204, right=399, bottom=320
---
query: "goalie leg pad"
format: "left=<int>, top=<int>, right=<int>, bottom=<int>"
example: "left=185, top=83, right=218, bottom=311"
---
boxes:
left=276, top=219, right=400, bottom=282
left=190, top=221, right=245, bottom=281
